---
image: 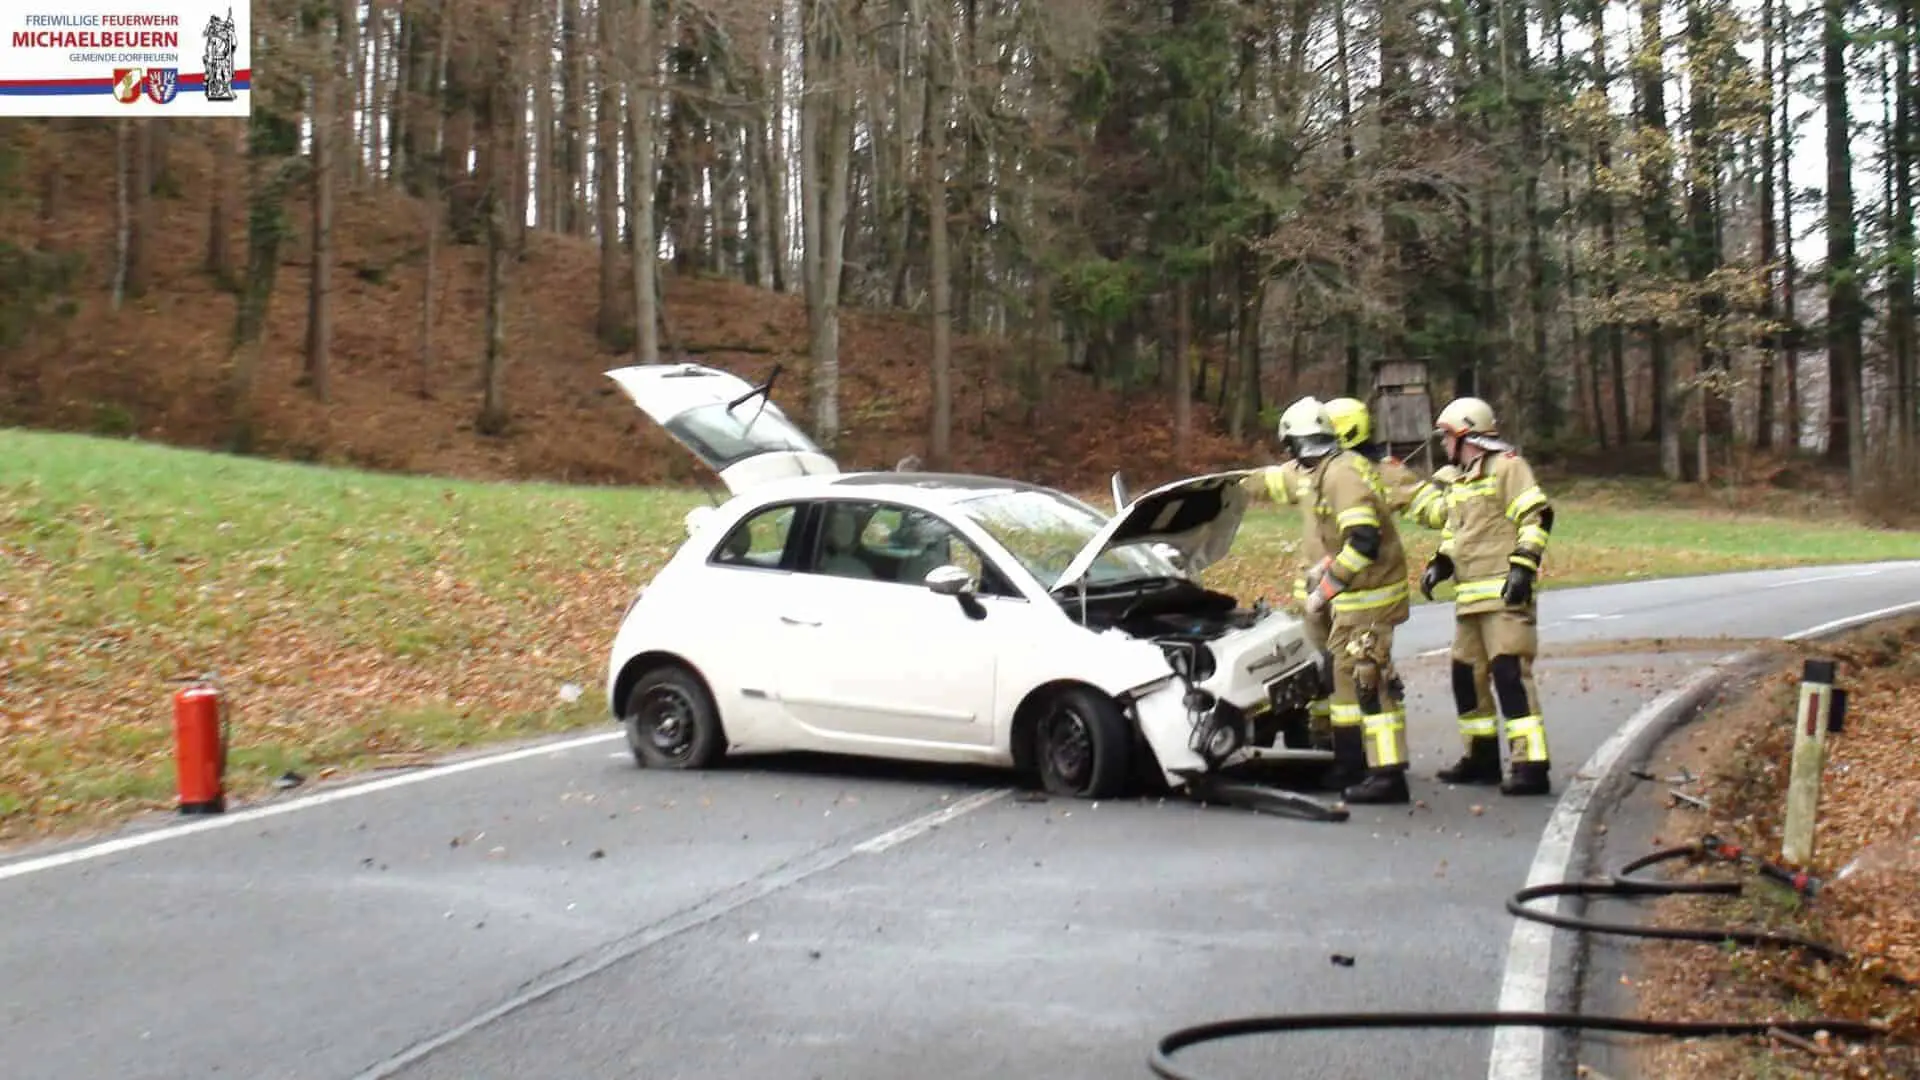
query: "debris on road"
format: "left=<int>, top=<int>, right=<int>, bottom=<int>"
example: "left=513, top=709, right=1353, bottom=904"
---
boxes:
left=1330, top=954, right=1356, bottom=967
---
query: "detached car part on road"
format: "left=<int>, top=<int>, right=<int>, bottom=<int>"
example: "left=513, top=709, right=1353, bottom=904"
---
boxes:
left=601, top=361, right=1344, bottom=819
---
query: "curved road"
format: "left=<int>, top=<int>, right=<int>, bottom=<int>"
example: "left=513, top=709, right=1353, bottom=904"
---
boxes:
left=3, top=560, right=1918, bottom=1080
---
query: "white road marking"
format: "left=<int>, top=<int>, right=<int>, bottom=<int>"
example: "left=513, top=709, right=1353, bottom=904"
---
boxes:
left=1487, top=594, right=1920, bottom=1080
left=350, top=788, right=1013, bottom=1078
left=0, top=731, right=622, bottom=883
left=1419, top=647, right=1450, bottom=659
left=1563, top=613, right=1622, bottom=622
left=1782, top=598, right=1920, bottom=641
left=1483, top=662, right=1730, bottom=1080
left=1762, top=568, right=1883, bottom=590
left=851, top=788, right=1011, bottom=854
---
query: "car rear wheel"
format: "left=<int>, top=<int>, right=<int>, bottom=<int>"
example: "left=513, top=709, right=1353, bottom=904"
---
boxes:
left=624, top=664, right=726, bottom=770
left=1034, top=686, right=1131, bottom=799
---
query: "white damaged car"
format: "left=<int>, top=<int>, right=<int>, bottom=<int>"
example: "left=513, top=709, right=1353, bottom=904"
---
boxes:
left=601, top=361, right=1337, bottom=812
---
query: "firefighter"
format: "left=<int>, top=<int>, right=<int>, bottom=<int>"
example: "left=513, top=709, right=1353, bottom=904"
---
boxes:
left=1240, top=397, right=1336, bottom=750
left=1418, top=396, right=1556, bottom=796
left=1291, top=399, right=1415, bottom=805
left=1322, top=395, right=1457, bottom=528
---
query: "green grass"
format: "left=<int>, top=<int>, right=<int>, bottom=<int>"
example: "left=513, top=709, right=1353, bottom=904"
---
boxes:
left=1, top=426, right=1916, bottom=841
left=1202, top=475, right=1920, bottom=602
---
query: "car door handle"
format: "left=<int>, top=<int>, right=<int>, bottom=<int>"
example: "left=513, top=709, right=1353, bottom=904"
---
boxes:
left=780, top=614, right=821, bottom=627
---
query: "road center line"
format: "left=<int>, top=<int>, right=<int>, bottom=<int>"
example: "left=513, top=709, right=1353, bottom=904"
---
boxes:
left=349, top=787, right=1010, bottom=1079
left=1486, top=594, right=1920, bottom=1080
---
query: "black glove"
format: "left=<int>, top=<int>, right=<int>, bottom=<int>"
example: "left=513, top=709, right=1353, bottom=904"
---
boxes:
left=1502, top=562, right=1536, bottom=606
left=1420, top=553, right=1454, bottom=600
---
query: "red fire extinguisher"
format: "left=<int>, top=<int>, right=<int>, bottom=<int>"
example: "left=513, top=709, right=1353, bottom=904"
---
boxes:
left=173, top=679, right=228, bottom=814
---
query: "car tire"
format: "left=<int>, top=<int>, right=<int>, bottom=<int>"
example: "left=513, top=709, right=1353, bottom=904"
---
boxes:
left=623, top=664, right=726, bottom=770
left=1033, top=686, right=1131, bottom=800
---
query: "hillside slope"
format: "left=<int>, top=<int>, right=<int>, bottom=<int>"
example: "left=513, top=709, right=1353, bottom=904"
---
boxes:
left=2, top=120, right=1260, bottom=493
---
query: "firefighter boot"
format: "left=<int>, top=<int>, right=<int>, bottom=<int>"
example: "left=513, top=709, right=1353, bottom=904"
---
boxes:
left=1343, top=765, right=1411, bottom=805
left=1320, top=724, right=1367, bottom=791
left=1501, top=760, right=1552, bottom=796
left=1437, top=736, right=1503, bottom=785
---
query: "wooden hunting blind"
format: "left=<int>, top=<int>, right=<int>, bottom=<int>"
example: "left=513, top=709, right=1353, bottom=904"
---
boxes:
left=1369, top=360, right=1434, bottom=458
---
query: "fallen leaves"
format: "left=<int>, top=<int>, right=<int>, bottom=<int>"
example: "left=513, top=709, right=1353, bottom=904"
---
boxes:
left=1628, top=615, right=1920, bottom=1079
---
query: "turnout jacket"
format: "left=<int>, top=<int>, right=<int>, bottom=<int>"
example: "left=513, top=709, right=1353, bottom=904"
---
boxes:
left=1309, top=450, right=1411, bottom=623
left=1437, top=446, right=1553, bottom=615
left=1244, top=461, right=1324, bottom=601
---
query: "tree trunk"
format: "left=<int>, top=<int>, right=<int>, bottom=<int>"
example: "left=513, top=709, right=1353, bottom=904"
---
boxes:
left=1756, top=0, right=1778, bottom=450
left=1821, top=0, right=1863, bottom=482
left=1891, top=0, right=1916, bottom=452
left=594, top=0, right=622, bottom=345
left=631, top=0, right=661, bottom=367
left=801, top=0, right=855, bottom=449
left=342, top=0, right=363, bottom=187
left=205, top=121, right=237, bottom=286
left=1173, top=278, right=1192, bottom=462
left=1636, top=0, right=1681, bottom=477
left=926, top=8, right=953, bottom=470
left=477, top=8, right=512, bottom=435
left=127, top=120, right=153, bottom=299
left=113, top=120, right=130, bottom=310
left=306, top=10, right=342, bottom=402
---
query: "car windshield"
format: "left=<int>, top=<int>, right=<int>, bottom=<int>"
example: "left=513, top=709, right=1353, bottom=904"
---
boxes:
left=663, top=400, right=821, bottom=470
left=954, top=488, right=1180, bottom=590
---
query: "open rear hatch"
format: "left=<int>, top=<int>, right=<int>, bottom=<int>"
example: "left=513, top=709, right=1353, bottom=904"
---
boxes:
left=605, top=362, right=838, bottom=494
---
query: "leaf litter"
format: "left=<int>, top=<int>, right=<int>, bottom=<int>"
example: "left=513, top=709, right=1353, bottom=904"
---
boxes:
left=1629, top=616, right=1920, bottom=1079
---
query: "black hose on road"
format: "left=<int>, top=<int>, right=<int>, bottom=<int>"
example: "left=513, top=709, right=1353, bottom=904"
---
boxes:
left=1147, top=840, right=1913, bottom=1080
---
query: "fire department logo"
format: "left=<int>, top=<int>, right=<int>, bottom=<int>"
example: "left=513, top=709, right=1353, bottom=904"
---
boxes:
left=112, top=68, right=145, bottom=103
left=144, top=68, right=179, bottom=105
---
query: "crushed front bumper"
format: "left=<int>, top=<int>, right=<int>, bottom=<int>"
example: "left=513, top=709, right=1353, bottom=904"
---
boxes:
left=1127, top=657, right=1331, bottom=789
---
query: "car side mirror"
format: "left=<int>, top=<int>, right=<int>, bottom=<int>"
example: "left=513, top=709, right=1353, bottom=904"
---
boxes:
left=925, top=564, right=988, bottom=620
left=924, top=564, right=976, bottom=596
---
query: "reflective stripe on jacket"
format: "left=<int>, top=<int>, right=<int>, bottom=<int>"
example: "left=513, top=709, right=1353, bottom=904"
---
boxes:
left=1437, top=450, right=1552, bottom=615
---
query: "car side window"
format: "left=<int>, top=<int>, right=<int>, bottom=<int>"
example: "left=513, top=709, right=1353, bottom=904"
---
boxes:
left=811, top=500, right=1017, bottom=597
left=709, top=503, right=797, bottom=570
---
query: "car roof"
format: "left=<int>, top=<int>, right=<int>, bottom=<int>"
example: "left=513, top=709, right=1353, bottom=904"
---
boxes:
left=725, top=470, right=1074, bottom=509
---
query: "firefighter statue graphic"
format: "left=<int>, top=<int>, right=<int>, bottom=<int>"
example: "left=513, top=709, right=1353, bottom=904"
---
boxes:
left=203, top=9, right=238, bottom=102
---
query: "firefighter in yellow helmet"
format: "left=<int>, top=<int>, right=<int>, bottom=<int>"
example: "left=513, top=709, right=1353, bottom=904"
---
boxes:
left=1240, top=397, right=1336, bottom=751
left=1322, top=395, right=1457, bottom=528
left=1287, top=398, right=1416, bottom=804
left=1419, top=396, right=1556, bottom=796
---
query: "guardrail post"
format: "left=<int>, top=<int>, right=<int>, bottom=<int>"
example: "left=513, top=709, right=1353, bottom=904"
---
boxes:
left=1781, top=658, right=1846, bottom=868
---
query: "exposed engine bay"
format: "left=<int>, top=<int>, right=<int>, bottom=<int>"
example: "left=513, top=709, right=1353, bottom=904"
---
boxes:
left=1059, top=577, right=1259, bottom=640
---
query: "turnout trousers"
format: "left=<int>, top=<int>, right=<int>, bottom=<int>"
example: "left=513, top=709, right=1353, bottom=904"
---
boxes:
left=1449, top=607, right=1548, bottom=766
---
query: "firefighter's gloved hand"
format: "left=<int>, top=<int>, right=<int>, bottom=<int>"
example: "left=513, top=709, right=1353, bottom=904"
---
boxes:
left=1420, top=553, right=1454, bottom=601
left=1305, top=562, right=1345, bottom=615
left=1431, top=465, right=1463, bottom=485
left=1502, top=562, right=1536, bottom=606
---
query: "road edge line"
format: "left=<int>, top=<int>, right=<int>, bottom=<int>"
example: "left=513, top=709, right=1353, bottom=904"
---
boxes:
left=1489, top=596, right=1920, bottom=1080
left=0, top=729, right=624, bottom=882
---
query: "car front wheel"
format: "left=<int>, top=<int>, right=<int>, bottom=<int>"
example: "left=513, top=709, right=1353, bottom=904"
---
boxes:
left=1034, top=686, right=1131, bottom=799
left=623, top=664, right=726, bottom=770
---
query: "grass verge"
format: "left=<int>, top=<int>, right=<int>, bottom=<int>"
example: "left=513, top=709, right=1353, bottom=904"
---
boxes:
left=3, top=428, right=1918, bottom=845
left=1626, top=616, right=1920, bottom=1079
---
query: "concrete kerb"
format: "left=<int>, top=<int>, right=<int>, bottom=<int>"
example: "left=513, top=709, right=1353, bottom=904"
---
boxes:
left=1513, top=598, right=1920, bottom=1080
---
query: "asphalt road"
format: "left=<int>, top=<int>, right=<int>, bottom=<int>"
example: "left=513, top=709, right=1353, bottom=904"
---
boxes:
left=3, top=561, right=1918, bottom=1080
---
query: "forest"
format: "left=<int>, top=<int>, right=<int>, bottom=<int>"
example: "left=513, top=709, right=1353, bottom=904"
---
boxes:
left=1, top=0, right=1916, bottom=506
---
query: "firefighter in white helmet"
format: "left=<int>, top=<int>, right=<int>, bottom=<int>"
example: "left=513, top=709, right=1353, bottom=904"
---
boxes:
left=1239, top=397, right=1336, bottom=752
left=1419, top=396, right=1556, bottom=796
left=1286, top=396, right=1416, bottom=803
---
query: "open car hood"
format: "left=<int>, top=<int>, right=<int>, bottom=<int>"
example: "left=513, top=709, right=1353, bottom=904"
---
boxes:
left=1049, top=469, right=1258, bottom=593
left=605, top=362, right=839, bottom=494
